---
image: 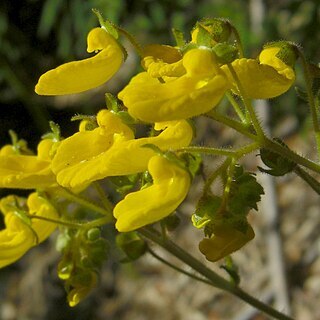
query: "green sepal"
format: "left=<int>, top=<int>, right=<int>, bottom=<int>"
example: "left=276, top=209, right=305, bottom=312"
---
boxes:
left=192, top=195, right=222, bottom=229
left=193, top=18, right=232, bottom=46
left=194, top=23, right=215, bottom=47
left=180, top=152, right=202, bottom=179
left=8, top=130, right=33, bottom=155
left=294, top=86, right=309, bottom=102
left=212, top=43, right=238, bottom=64
left=228, top=165, right=264, bottom=216
left=109, top=174, right=138, bottom=195
left=105, top=93, right=119, bottom=112
left=116, top=111, right=136, bottom=125
left=42, top=121, right=61, bottom=142
left=172, top=28, right=186, bottom=47
left=116, top=231, right=147, bottom=261
left=92, top=8, right=119, bottom=39
left=258, top=141, right=296, bottom=176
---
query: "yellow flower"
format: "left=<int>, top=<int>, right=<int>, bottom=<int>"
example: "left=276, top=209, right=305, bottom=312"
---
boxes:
left=118, top=48, right=230, bottom=122
left=35, top=27, right=124, bottom=95
left=52, top=109, right=193, bottom=189
left=0, top=193, right=58, bottom=268
left=113, top=155, right=191, bottom=232
left=142, top=44, right=185, bottom=78
left=0, top=139, right=57, bottom=189
left=221, top=47, right=295, bottom=99
left=199, top=224, right=255, bottom=262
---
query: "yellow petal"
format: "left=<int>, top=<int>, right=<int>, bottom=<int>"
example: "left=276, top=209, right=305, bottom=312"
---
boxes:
left=142, top=44, right=185, bottom=78
left=199, top=224, right=255, bottom=262
left=35, top=28, right=123, bottom=95
left=52, top=118, right=192, bottom=189
left=221, top=48, right=295, bottom=99
left=114, top=155, right=191, bottom=232
left=51, top=110, right=134, bottom=188
left=0, top=155, right=55, bottom=189
left=119, top=49, right=229, bottom=122
left=27, top=193, right=58, bottom=242
left=0, top=193, right=58, bottom=268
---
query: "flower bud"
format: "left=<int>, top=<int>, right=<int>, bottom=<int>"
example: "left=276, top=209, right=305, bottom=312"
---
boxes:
left=191, top=18, right=232, bottom=47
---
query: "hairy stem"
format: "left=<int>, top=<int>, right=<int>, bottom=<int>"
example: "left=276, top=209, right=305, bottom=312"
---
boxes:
left=139, top=227, right=293, bottom=320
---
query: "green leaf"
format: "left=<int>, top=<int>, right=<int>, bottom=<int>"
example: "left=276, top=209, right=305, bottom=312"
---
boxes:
left=192, top=195, right=222, bottom=229
left=180, top=152, right=202, bottom=178
left=228, top=165, right=264, bottom=216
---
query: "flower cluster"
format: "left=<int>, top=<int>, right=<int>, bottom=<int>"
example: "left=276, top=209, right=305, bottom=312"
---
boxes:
left=0, top=15, right=298, bottom=306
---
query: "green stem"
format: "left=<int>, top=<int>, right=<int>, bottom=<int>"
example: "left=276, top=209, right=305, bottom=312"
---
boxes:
left=207, top=110, right=320, bottom=174
left=147, top=247, right=213, bottom=286
left=234, top=142, right=260, bottom=157
left=203, top=158, right=231, bottom=194
left=179, top=146, right=236, bottom=157
left=230, top=24, right=244, bottom=58
left=263, top=138, right=320, bottom=174
left=93, top=182, right=114, bottom=212
left=52, top=188, right=113, bottom=218
left=206, top=110, right=257, bottom=140
left=27, top=214, right=112, bottom=229
left=227, top=63, right=265, bottom=139
left=294, top=166, right=320, bottom=195
left=226, top=91, right=248, bottom=124
left=178, top=142, right=259, bottom=158
left=296, top=48, right=320, bottom=159
left=139, top=227, right=293, bottom=320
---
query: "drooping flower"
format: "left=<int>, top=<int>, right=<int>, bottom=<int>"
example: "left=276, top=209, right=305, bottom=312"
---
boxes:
left=0, top=139, right=57, bottom=189
left=118, top=48, right=231, bottom=122
left=199, top=224, right=255, bottom=262
left=0, top=193, right=58, bottom=268
left=51, top=109, right=193, bottom=189
left=221, top=47, right=296, bottom=99
left=35, top=27, right=124, bottom=95
left=113, top=155, right=191, bottom=232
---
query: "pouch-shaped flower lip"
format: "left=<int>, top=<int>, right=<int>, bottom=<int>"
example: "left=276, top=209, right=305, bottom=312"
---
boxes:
left=119, top=48, right=230, bottom=122
left=52, top=111, right=193, bottom=189
left=0, top=193, right=58, bottom=268
left=113, top=155, right=191, bottom=232
left=35, top=27, right=124, bottom=96
left=51, top=109, right=134, bottom=187
left=0, top=139, right=56, bottom=189
left=221, top=47, right=295, bottom=99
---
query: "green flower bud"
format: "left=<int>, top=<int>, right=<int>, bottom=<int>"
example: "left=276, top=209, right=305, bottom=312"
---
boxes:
left=191, top=18, right=232, bottom=47
left=163, top=214, right=181, bottom=231
left=116, top=232, right=147, bottom=261
left=263, top=41, right=298, bottom=67
left=259, top=140, right=296, bottom=176
left=86, top=228, right=101, bottom=242
left=57, top=259, right=74, bottom=280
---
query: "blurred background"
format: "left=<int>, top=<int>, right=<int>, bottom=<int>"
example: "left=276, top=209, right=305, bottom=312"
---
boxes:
left=0, top=0, right=319, bottom=319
